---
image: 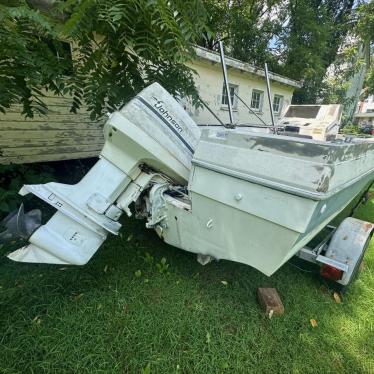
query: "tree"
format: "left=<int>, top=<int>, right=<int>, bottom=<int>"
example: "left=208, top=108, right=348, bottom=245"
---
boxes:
left=320, top=45, right=361, bottom=107
left=200, top=0, right=286, bottom=67
left=0, top=2, right=72, bottom=117
left=278, top=0, right=355, bottom=104
left=356, top=0, right=374, bottom=43
left=0, top=0, right=208, bottom=118
left=355, top=1, right=374, bottom=96
left=200, top=0, right=356, bottom=105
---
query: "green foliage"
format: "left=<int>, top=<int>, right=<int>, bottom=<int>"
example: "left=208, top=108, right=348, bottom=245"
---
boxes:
left=0, top=1, right=72, bottom=117
left=366, top=67, right=374, bottom=97
left=1, top=0, right=370, bottom=112
left=0, top=0, right=208, bottom=119
left=320, top=45, right=364, bottom=107
left=61, top=0, right=208, bottom=118
left=201, top=0, right=356, bottom=105
left=322, top=77, right=351, bottom=106
left=156, top=256, right=169, bottom=274
left=356, top=0, right=374, bottom=43
left=143, top=251, right=154, bottom=267
left=355, top=1, right=374, bottom=96
left=278, top=0, right=355, bottom=104
left=141, top=363, right=151, bottom=374
left=340, top=123, right=359, bottom=135
left=200, top=0, right=285, bottom=67
left=0, top=164, right=54, bottom=217
left=134, top=269, right=142, bottom=278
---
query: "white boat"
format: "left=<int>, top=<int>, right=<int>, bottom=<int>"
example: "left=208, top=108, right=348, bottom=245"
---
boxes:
left=5, top=82, right=374, bottom=287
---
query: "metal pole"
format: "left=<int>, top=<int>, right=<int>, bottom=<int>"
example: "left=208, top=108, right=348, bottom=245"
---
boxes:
left=264, top=63, right=276, bottom=131
left=219, top=41, right=234, bottom=127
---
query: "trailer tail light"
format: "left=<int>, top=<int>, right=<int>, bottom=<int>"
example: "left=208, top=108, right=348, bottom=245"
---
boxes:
left=320, top=264, right=343, bottom=281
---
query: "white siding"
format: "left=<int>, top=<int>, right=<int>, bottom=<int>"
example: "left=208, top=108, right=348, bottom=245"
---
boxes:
left=186, top=59, right=295, bottom=126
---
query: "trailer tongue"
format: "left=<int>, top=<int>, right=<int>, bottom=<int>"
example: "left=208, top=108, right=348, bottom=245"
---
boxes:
left=3, top=82, right=374, bottom=288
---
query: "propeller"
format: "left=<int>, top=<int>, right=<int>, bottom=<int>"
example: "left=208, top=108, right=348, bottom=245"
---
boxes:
left=0, top=204, right=42, bottom=243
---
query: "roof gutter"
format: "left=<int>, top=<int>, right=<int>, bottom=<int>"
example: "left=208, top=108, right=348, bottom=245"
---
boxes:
left=193, top=46, right=303, bottom=89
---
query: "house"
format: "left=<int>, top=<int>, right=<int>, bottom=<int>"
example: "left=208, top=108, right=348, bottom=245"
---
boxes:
left=185, top=46, right=302, bottom=126
left=0, top=46, right=301, bottom=165
left=355, top=95, right=374, bottom=128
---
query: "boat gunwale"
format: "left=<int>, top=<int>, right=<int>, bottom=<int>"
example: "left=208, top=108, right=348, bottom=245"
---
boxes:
left=199, top=128, right=374, bottom=164
left=191, top=159, right=374, bottom=201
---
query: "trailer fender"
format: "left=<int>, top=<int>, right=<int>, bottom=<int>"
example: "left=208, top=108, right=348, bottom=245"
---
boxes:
left=324, top=217, right=374, bottom=286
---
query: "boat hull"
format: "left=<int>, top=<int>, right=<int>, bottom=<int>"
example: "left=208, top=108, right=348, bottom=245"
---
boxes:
left=160, top=130, right=374, bottom=276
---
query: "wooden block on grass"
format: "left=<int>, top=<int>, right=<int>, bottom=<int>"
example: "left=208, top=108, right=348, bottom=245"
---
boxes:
left=257, top=288, right=284, bottom=316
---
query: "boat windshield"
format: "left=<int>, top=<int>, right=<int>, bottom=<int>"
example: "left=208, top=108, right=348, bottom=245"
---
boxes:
left=285, top=105, right=320, bottom=119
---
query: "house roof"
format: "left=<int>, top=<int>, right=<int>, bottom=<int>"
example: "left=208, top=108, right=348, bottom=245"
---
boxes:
left=194, top=46, right=303, bottom=89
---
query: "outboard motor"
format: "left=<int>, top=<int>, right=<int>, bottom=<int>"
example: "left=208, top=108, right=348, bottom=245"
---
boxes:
left=0, top=204, right=41, bottom=242
left=7, top=83, right=201, bottom=265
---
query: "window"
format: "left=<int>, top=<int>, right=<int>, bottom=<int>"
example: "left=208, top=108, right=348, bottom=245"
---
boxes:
left=285, top=105, right=320, bottom=118
left=250, top=90, right=263, bottom=111
left=221, top=84, right=238, bottom=109
left=273, top=94, right=284, bottom=114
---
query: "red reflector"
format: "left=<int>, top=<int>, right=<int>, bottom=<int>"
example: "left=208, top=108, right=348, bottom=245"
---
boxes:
left=320, top=264, right=343, bottom=281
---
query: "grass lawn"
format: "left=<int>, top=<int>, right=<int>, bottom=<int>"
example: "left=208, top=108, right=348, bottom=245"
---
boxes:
left=0, top=195, right=373, bottom=373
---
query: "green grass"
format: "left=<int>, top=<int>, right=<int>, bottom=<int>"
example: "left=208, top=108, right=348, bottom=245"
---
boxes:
left=1, top=198, right=374, bottom=373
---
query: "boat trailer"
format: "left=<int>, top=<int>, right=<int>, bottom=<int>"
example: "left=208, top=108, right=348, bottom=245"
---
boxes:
left=296, top=217, right=373, bottom=288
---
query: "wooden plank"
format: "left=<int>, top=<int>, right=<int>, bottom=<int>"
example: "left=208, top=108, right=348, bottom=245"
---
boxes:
left=0, top=93, right=107, bottom=164
left=0, top=121, right=104, bottom=131
left=0, top=137, right=104, bottom=148
left=0, top=151, right=100, bottom=165
left=0, top=92, right=109, bottom=116
left=7, top=96, right=75, bottom=106
left=38, top=97, right=94, bottom=107
left=1, top=144, right=102, bottom=157
left=0, top=129, right=104, bottom=140
left=4, top=105, right=92, bottom=115
left=0, top=112, right=101, bottom=123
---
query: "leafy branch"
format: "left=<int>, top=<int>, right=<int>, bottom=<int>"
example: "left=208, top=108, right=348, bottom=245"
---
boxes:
left=0, top=0, right=208, bottom=118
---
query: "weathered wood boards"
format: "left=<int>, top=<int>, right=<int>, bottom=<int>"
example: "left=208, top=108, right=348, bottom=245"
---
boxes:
left=0, top=95, right=105, bottom=164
